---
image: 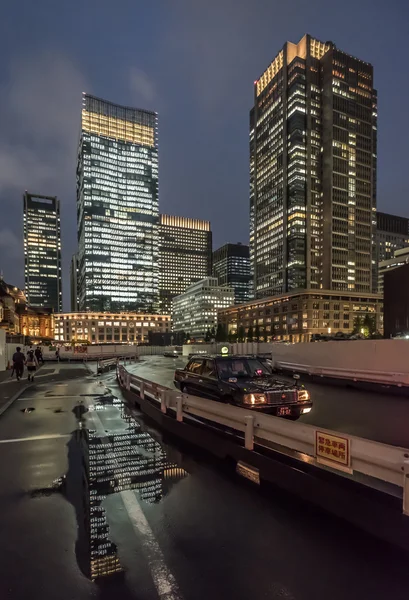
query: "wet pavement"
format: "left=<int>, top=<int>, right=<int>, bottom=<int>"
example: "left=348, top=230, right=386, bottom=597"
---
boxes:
left=1, top=363, right=409, bottom=599
left=117, top=355, right=409, bottom=448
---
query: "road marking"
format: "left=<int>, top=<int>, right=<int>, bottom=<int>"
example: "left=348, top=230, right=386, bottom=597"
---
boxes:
left=0, top=434, right=70, bottom=444
left=121, top=489, right=182, bottom=600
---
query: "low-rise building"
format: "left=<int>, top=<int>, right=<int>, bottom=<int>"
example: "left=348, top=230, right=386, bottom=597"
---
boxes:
left=54, top=312, right=171, bottom=344
left=172, top=277, right=234, bottom=341
left=378, top=247, right=409, bottom=296
left=0, top=279, right=26, bottom=335
left=0, top=278, right=55, bottom=342
left=19, top=306, right=54, bottom=340
left=218, top=289, right=383, bottom=343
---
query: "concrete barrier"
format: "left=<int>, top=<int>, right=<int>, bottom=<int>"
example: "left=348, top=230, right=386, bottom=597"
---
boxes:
left=269, top=339, right=409, bottom=388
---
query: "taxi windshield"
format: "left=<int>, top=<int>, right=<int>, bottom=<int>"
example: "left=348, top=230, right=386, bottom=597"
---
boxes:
left=216, top=358, right=269, bottom=379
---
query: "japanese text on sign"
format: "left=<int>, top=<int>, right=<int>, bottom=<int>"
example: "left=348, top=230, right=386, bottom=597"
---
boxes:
left=315, top=432, right=350, bottom=468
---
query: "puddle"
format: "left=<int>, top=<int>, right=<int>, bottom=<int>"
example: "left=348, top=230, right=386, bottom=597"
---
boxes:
left=21, top=407, right=35, bottom=413
left=67, top=393, right=188, bottom=582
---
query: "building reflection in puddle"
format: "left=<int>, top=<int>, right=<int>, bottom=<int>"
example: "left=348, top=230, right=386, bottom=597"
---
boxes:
left=81, top=395, right=188, bottom=581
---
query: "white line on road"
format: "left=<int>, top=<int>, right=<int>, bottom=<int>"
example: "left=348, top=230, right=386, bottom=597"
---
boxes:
left=0, top=433, right=70, bottom=444
left=121, top=489, right=182, bottom=600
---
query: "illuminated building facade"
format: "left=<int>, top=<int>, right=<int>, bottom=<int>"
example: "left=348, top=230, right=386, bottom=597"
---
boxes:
left=172, top=277, right=234, bottom=340
left=23, top=192, right=62, bottom=311
left=53, top=311, right=170, bottom=343
left=77, top=94, right=159, bottom=312
left=159, top=214, right=212, bottom=313
left=218, top=289, right=382, bottom=343
left=213, top=243, right=251, bottom=304
left=19, top=307, right=53, bottom=340
left=250, top=34, right=377, bottom=298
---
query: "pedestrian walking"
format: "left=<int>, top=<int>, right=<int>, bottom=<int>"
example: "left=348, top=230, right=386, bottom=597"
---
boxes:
left=35, top=346, right=44, bottom=365
left=26, top=349, right=39, bottom=382
left=55, top=347, right=60, bottom=362
left=12, top=347, right=25, bottom=381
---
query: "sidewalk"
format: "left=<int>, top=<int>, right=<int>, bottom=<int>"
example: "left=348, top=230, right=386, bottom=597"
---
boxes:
left=0, top=363, right=89, bottom=414
left=0, top=362, right=114, bottom=599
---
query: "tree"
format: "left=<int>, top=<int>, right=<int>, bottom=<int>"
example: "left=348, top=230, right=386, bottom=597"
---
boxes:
left=254, top=324, right=260, bottom=342
left=228, top=331, right=237, bottom=344
left=352, top=315, right=364, bottom=335
left=215, top=323, right=227, bottom=342
left=363, top=313, right=376, bottom=338
left=247, top=326, right=254, bottom=342
left=204, top=329, right=211, bottom=342
left=210, top=326, right=216, bottom=340
left=185, top=332, right=191, bottom=342
left=237, top=325, right=245, bottom=343
left=353, top=314, right=376, bottom=338
left=176, top=330, right=186, bottom=345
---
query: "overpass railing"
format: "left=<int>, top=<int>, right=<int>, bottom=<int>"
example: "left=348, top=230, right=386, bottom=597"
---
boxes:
left=117, top=365, right=409, bottom=516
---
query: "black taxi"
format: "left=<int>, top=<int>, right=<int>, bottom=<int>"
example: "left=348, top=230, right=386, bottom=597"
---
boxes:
left=174, top=355, right=312, bottom=419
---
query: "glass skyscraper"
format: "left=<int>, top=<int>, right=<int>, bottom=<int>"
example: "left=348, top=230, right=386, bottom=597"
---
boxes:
left=23, top=192, right=62, bottom=311
left=77, top=94, right=159, bottom=312
left=250, top=34, right=377, bottom=298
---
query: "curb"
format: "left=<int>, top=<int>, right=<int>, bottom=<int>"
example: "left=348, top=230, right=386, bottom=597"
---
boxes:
left=0, top=385, right=30, bottom=418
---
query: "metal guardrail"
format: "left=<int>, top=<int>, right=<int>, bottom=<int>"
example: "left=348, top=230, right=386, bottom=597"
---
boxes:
left=275, top=361, right=409, bottom=387
left=117, top=365, right=409, bottom=515
left=97, top=355, right=137, bottom=372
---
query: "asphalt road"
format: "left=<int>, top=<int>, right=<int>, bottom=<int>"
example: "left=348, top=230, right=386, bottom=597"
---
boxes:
left=120, top=355, right=409, bottom=448
left=1, top=363, right=409, bottom=600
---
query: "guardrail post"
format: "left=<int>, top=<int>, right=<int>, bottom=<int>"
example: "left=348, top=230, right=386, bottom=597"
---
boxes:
left=160, top=390, right=167, bottom=414
left=404, top=460, right=409, bottom=516
left=139, top=381, right=145, bottom=400
left=176, top=396, right=183, bottom=422
left=244, top=416, right=254, bottom=451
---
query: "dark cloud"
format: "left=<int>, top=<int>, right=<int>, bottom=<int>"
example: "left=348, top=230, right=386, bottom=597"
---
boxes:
left=0, top=52, right=88, bottom=290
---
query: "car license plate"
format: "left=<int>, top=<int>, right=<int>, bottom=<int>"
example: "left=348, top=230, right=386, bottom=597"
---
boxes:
left=278, top=407, right=291, bottom=416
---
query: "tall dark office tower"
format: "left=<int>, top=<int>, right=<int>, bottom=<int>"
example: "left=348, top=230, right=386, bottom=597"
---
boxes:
left=250, top=34, right=377, bottom=298
left=77, top=94, right=159, bottom=312
left=158, top=215, right=212, bottom=313
left=213, top=243, right=251, bottom=304
left=23, top=192, right=62, bottom=311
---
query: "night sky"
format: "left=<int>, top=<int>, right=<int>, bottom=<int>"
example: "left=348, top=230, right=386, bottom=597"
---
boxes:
left=0, top=0, right=408, bottom=309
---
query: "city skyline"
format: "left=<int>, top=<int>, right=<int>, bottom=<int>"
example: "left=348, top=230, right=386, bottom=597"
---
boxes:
left=0, top=3, right=408, bottom=310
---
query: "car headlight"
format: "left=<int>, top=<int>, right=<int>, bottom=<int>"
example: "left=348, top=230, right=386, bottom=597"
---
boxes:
left=297, top=389, right=310, bottom=402
left=243, top=393, right=266, bottom=405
